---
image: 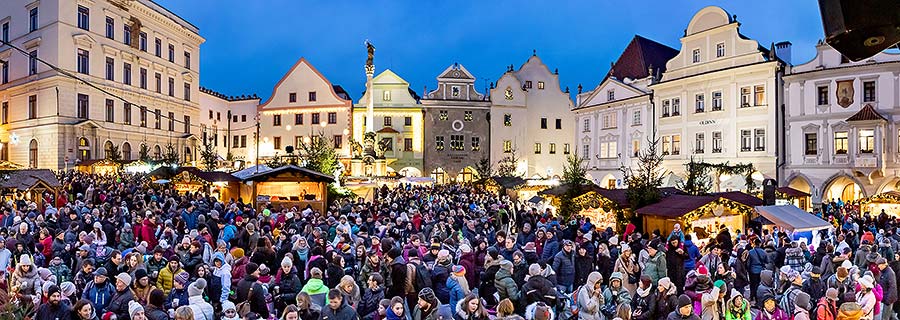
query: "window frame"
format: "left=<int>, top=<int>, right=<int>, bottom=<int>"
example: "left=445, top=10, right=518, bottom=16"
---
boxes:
left=77, top=5, right=90, bottom=30
left=805, top=133, right=818, bottom=155
left=834, top=131, right=848, bottom=154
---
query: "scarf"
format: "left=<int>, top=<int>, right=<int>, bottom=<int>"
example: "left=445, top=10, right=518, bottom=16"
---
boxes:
left=636, top=286, right=651, bottom=298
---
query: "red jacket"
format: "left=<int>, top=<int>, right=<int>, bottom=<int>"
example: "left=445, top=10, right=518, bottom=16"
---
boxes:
left=141, top=219, right=158, bottom=249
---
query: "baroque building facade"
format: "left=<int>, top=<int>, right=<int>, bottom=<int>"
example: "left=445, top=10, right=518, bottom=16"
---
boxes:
left=198, top=87, right=260, bottom=167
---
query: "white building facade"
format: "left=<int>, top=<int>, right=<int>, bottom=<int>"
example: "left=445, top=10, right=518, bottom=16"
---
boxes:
left=198, top=87, right=259, bottom=167
left=650, top=6, right=786, bottom=191
left=0, top=0, right=203, bottom=169
left=490, top=54, right=575, bottom=179
left=784, top=43, right=900, bottom=205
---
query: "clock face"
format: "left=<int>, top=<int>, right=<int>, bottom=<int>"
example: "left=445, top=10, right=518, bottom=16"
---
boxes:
left=505, top=87, right=513, bottom=100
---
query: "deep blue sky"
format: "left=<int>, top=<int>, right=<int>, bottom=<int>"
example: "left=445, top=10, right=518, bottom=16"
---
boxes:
left=156, top=0, right=823, bottom=102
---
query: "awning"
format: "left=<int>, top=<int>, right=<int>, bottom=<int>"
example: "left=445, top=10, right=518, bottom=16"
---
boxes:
left=528, top=196, right=544, bottom=204
left=755, top=205, right=832, bottom=232
left=777, top=186, right=811, bottom=198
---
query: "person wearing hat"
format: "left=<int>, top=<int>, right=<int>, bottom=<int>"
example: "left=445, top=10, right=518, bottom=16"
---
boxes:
left=802, top=266, right=827, bottom=305
left=816, top=288, right=839, bottom=320
left=35, top=284, right=69, bottom=320
left=495, top=259, right=521, bottom=305
left=127, top=301, right=145, bottom=320
left=792, top=291, right=812, bottom=320
left=757, top=294, right=788, bottom=320
left=642, top=238, right=667, bottom=287
left=165, top=271, right=190, bottom=312
left=131, top=268, right=155, bottom=306
left=82, top=266, right=115, bottom=316
left=778, top=270, right=804, bottom=315
left=614, top=243, right=639, bottom=295
left=877, top=257, right=898, bottom=320
left=700, top=279, right=726, bottom=320
left=552, top=239, right=576, bottom=293
left=431, top=249, right=453, bottom=303
left=106, top=272, right=135, bottom=319
left=11, top=254, right=41, bottom=298
left=412, top=287, right=452, bottom=320
left=273, top=255, right=303, bottom=313
left=155, top=258, right=183, bottom=293
left=857, top=275, right=877, bottom=319
left=655, top=277, right=679, bottom=318
left=666, top=294, right=700, bottom=320
left=446, top=265, right=469, bottom=314
left=827, top=260, right=854, bottom=304
left=188, top=278, right=215, bottom=320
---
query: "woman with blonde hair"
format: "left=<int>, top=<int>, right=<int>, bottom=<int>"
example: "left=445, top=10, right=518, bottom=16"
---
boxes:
left=338, top=275, right=361, bottom=308
left=615, top=303, right=632, bottom=320
left=296, top=292, right=321, bottom=320
left=447, top=265, right=470, bottom=313
left=495, top=299, right=524, bottom=320
left=174, top=306, right=194, bottom=320
left=613, top=245, right=639, bottom=295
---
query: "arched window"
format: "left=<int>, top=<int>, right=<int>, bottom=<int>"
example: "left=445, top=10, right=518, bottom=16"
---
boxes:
left=28, top=139, right=37, bottom=168
left=104, top=141, right=114, bottom=159
left=78, top=137, right=91, bottom=161
left=153, top=145, right=161, bottom=159
left=122, top=142, right=132, bottom=161
left=184, top=146, right=192, bottom=163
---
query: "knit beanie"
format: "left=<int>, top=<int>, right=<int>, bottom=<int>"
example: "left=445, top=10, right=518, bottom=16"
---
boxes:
left=174, top=271, right=190, bottom=286
left=451, top=265, right=465, bottom=277
left=188, top=278, right=206, bottom=297
left=231, top=247, right=245, bottom=259
left=128, top=301, right=143, bottom=318
left=677, top=294, right=692, bottom=308
left=59, top=282, right=76, bottom=297
left=281, top=256, right=293, bottom=268
left=246, top=262, right=260, bottom=275
left=418, top=287, right=436, bottom=303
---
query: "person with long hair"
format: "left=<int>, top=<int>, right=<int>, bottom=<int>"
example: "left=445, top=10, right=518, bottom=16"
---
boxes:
left=72, top=298, right=98, bottom=320
left=454, top=294, right=490, bottom=320
left=281, top=304, right=300, bottom=320
left=174, top=306, right=194, bottom=320
left=387, top=296, right=408, bottom=320
left=338, top=275, right=361, bottom=309
left=447, top=265, right=470, bottom=314
left=295, top=292, right=322, bottom=320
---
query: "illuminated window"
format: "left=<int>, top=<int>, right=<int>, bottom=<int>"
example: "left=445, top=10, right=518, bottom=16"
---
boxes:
left=534, top=143, right=541, bottom=154
left=859, top=129, right=874, bottom=153
left=632, top=140, right=640, bottom=157
left=503, top=140, right=512, bottom=153
left=741, top=87, right=752, bottom=107
left=435, top=136, right=444, bottom=151
left=439, top=110, right=448, bottom=121
left=537, top=81, right=545, bottom=90
left=564, top=143, right=570, bottom=154
left=471, top=137, right=480, bottom=151
left=672, top=135, right=681, bottom=155
left=382, top=90, right=392, bottom=101
left=451, top=135, right=464, bottom=151
left=504, top=114, right=512, bottom=126
left=549, top=143, right=556, bottom=154
left=464, top=111, right=473, bottom=121
left=754, top=85, right=766, bottom=106
left=599, top=141, right=617, bottom=158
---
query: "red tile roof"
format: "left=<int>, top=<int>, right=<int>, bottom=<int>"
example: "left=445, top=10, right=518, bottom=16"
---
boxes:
left=608, top=35, right=679, bottom=81
left=377, top=127, right=399, bottom=134
left=635, top=194, right=719, bottom=218
left=847, top=104, right=887, bottom=122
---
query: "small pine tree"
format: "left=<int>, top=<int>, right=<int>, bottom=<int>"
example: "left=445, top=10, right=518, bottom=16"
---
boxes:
left=138, top=144, right=150, bottom=162
left=473, top=155, right=493, bottom=180
left=298, top=133, right=339, bottom=176
left=496, top=146, right=521, bottom=177
left=678, top=156, right=712, bottom=195
left=559, top=152, right=589, bottom=221
left=105, top=144, right=121, bottom=162
left=621, top=135, right=664, bottom=209
left=199, top=137, right=218, bottom=171
left=163, top=143, right=179, bottom=165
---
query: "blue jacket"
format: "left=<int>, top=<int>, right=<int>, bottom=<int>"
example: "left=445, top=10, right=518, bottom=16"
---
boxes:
left=181, top=209, right=198, bottom=230
left=552, top=250, right=575, bottom=287
left=81, top=280, right=114, bottom=315
left=447, top=277, right=466, bottom=314
left=747, top=247, right=768, bottom=274
left=683, top=240, right=701, bottom=271
left=219, top=225, right=237, bottom=244
left=165, top=287, right=189, bottom=310
left=541, top=238, right=560, bottom=263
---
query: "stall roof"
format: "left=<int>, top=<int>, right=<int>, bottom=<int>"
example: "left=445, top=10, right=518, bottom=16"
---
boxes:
left=635, top=194, right=719, bottom=218
left=487, top=176, right=527, bottom=189
left=242, top=165, right=335, bottom=183
left=755, top=205, right=832, bottom=232
left=541, top=184, right=683, bottom=209
left=0, top=169, right=61, bottom=190
left=711, top=191, right=764, bottom=206
left=231, top=165, right=272, bottom=180
left=180, top=168, right=240, bottom=182
left=777, top=187, right=811, bottom=198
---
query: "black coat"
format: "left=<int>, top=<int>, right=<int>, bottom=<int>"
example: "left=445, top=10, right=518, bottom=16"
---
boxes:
left=522, top=275, right=556, bottom=305
left=107, top=288, right=135, bottom=320
left=319, top=300, right=358, bottom=320
left=432, top=264, right=451, bottom=303
left=145, top=305, right=168, bottom=320
left=573, top=254, right=593, bottom=287
left=359, top=287, right=385, bottom=320
left=35, top=302, right=71, bottom=320
left=236, top=274, right=269, bottom=319
left=665, top=245, right=687, bottom=289
left=388, top=258, right=408, bottom=299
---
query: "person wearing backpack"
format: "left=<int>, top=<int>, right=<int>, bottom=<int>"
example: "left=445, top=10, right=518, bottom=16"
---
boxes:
left=815, top=288, right=839, bottom=320
left=408, top=250, right=430, bottom=308
left=235, top=262, right=268, bottom=319
left=576, top=272, right=602, bottom=320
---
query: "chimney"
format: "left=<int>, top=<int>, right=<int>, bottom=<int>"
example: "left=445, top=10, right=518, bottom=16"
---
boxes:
left=775, top=41, right=792, bottom=65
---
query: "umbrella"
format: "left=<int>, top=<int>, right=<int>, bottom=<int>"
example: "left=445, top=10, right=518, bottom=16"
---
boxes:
left=153, top=179, right=170, bottom=184
left=528, top=196, right=544, bottom=204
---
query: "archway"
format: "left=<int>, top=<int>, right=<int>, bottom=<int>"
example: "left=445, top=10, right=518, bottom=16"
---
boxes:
left=104, top=141, right=114, bottom=159
left=78, top=137, right=91, bottom=161
left=823, top=175, right=865, bottom=202
left=28, top=139, right=38, bottom=168
left=787, top=175, right=814, bottom=210
left=184, top=146, right=193, bottom=164
left=431, top=167, right=447, bottom=185
left=398, top=167, right=422, bottom=178
left=122, top=142, right=132, bottom=161
left=456, top=166, right=478, bottom=183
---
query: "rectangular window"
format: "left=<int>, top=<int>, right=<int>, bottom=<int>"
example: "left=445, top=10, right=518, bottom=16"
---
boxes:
left=662, top=136, right=671, bottom=155
left=754, top=129, right=765, bottom=151
left=583, top=118, right=591, bottom=132
left=712, top=91, right=723, bottom=111
left=712, top=131, right=722, bottom=153
left=0, top=102, right=6, bottom=124
left=547, top=143, right=555, bottom=154
left=805, top=133, right=818, bottom=155
left=740, top=87, right=752, bottom=107
left=105, top=17, right=113, bottom=39
left=382, top=90, right=391, bottom=101
left=184, top=115, right=191, bottom=133
left=242, top=115, right=247, bottom=122
left=600, top=141, right=617, bottom=158
left=166, top=112, right=174, bottom=130
left=123, top=24, right=131, bottom=45
left=695, top=133, right=705, bottom=153
left=308, top=91, right=316, bottom=102
left=273, top=136, right=281, bottom=150
left=692, top=48, right=701, bottom=63
left=154, top=109, right=161, bottom=129
left=77, top=49, right=89, bottom=74
left=662, top=99, right=670, bottom=117
left=289, top=92, right=297, bottom=103
left=139, top=108, right=146, bottom=127
left=504, top=114, right=512, bottom=126
left=859, top=129, right=875, bottom=153
left=556, top=118, right=562, bottom=130
left=716, top=42, right=725, bottom=57
left=328, top=112, right=337, bottom=124
left=583, top=144, right=590, bottom=157
left=29, top=8, right=38, bottom=32
left=208, top=110, right=213, bottom=120
left=295, top=114, right=303, bottom=125
left=564, top=143, right=570, bottom=154
left=672, top=98, right=681, bottom=115
left=125, top=63, right=134, bottom=85
left=863, top=81, right=876, bottom=102
left=439, top=110, right=448, bottom=121
left=834, top=131, right=848, bottom=154
left=29, top=50, right=38, bottom=75
left=77, top=6, right=90, bottom=30
left=435, top=136, right=444, bottom=151
left=155, top=38, right=162, bottom=57
left=168, top=44, right=175, bottom=62
left=404, top=138, right=413, bottom=151
left=754, top=85, right=766, bottom=106
left=817, top=86, right=829, bottom=105
left=234, top=136, right=240, bottom=148
left=740, top=130, right=752, bottom=151
left=695, top=94, right=705, bottom=113
left=534, top=143, right=541, bottom=154
left=607, top=90, right=615, bottom=101
left=334, top=135, right=343, bottom=149
left=139, top=32, right=147, bottom=51
left=184, top=52, right=191, bottom=69
left=540, top=118, right=547, bottom=129
left=1, top=22, right=7, bottom=43
left=140, top=67, right=149, bottom=89
left=105, top=57, right=114, bottom=81
left=464, top=111, right=473, bottom=122
left=503, top=140, right=512, bottom=153
left=311, top=113, right=320, bottom=124
left=155, top=73, right=161, bottom=93
left=602, top=113, right=617, bottom=129
left=105, top=99, right=114, bottom=122
left=471, top=137, right=480, bottom=151
left=241, top=135, right=247, bottom=148
left=77, top=94, right=89, bottom=119
left=273, top=115, right=282, bottom=126
left=525, top=81, right=532, bottom=89
left=28, top=95, right=37, bottom=119
left=168, top=78, right=174, bottom=96
left=538, top=81, right=545, bottom=90
left=672, top=135, right=681, bottom=155
left=633, top=110, right=641, bottom=125
left=124, top=103, right=131, bottom=125
left=632, top=139, right=640, bottom=157
left=383, top=116, right=391, bottom=127
left=1, top=61, right=6, bottom=84
left=184, top=83, right=191, bottom=101
left=404, top=116, right=412, bottom=126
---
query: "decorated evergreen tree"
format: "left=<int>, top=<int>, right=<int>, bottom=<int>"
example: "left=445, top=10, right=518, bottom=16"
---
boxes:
left=678, top=156, right=712, bottom=195
left=163, top=143, right=179, bottom=165
left=298, top=133, right=339, bottom=176
left=138, top=144, right=151, bottom=162
left=621, top=135, right=664, bottom=209
left=474, top=155, right=493, bottom=180
left=560, top=152, right=589, bottom=221
left=496, top=146, right=521, bottom=177
left=105, top=144, right=121, bottom=162
left=199, top=137, right=218, bottom=170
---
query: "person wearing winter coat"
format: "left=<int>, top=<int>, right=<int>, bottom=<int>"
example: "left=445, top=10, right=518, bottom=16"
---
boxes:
left=803, top=267, right=828, bottom=307
left=877, top=257, right=898, bottom=320
left=187, top=279, right=215, bottom=320
left=603, top=272, right=632, bottom=308
left=779, top=271, right=803, bottom=316
left=857, top=275, right=877, bottom=320
left=551, top=240, right=576, bottom=293
left=701, top=280, right=726, bottom=320
left=81, top=267, right=115, bottom=316
left=431, top=251, right=453, bottom=303
left=211, top=252, right=231, bottom=304
left=754, top=295, right=789, bottom=320
left=413, top=288, right=453, bottom=320
left=321, top=289, right=360, bottom=320
left=540, top=233, right=559, bottom=264
left=643, top=239, right=667, bottom=286
left=35, top=284, right=70, bottom=320
left=576, top=272, right=602, bottom=320
left=666, top=238, right=689, bottom=291
left=447, top=266, right=469, bottom=315
left=756, top=270, right=776, bottom=309
left=106, top=273, right=135, bottom=320
left=144, top=289, right=168, bottom=320
left=495, top=260, right=521, bottom=304
left=303, top=267, right=331, bottom=309
left=632, top=275, right=657, bottom=320
left=816, top=288, right=839, bottom=320
left=235, top=262, right=269, bottom=319
left=792, top=291, right=812, bottom=320
left=360, top=274, right=386, bottom=320
left=454, top=294, right=491, bottom=320
left=724, top=289, right=751, bottom=320
left=656, top=277, right=679, bottom=318
left=522, top=264, right=556, bottom=306
left=274, top=256, right=304, bottom=312
left=155, top=259, right=183, bottom=293
left=684, top=235, right=701, bottom=272
left=12, top=254, right=42, bottom=301
left=667, top=294, right=700, bottom=320
left=573, top=247, right=593, bottom=289
left=614, top=245, right=640, bottom=295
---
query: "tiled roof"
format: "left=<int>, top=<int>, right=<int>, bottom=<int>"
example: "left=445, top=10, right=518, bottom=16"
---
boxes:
left=608, top=35, right=679, bottom=81
left=0, top=169, right=61, bottom=190
left=635, top=194, right=719, bottom=218
left=846, top=104, right=887, bottom=122
left=377, top=127, right=399, bottom=134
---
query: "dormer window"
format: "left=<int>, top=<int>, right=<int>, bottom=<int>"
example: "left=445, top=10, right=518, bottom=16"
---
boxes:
left=289, top=92, right=296, bottom=103
left=537, top=81, right=545, bottom=90
left=716, top=43, right=726, bottom=57
left=607, top=90, right=615, bottom=101
left=383, top=90, right=392, bottom=101
left=524, top=81, right=533, bottom=89
left=692, top=49, right=701, bottom=63
left=452, top=86, right=460, bottom=97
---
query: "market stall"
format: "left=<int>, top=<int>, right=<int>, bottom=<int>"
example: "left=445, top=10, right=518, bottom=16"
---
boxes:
left=755, top=205, right=833, bottom=245
left=636, top=192, right=759, bottom=240
left=484, top=176, right=527, bottom=201
left=122, top=160, right=157, bottom=174
left=242, top=165, right=335, bottom=214
left=171, top=168, right=240, bottom=201
left=777, top=186, right=812, bottom=212
left=0, top=169, right=60, bottom=211
left=540, top=183, right=624, bottom=231
left=76, top=159, right=121, bottom=175
left=861, top=191, right=900, bottom=216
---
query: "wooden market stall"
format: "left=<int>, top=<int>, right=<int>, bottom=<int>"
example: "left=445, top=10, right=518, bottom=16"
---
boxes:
left=171, top=168, right=240, bottom=201
left=0, top=169, right=61, bottom=211
left=540, top=184, right=685, bottom=232
left=484, top=176, right=527, bottom=201
left=861, top=191, right=900, bottom=217
left=636, top=192, right=761, bottom=240
left=242, top=165, right=335, bottom=214
left=75, top=159, right=121, bottom=175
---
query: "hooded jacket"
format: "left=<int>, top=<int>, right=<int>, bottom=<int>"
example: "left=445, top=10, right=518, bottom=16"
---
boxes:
left=700, top=283, right=724, bottom=320
left=495, top=261, right=521, bottom=303
left=723, top=289, right=750, bottom=320
left=81, top=280, right=114, bottom=316
left=576, top=272, right=602, bottom=320
left=301, top=277, right=330, bottom=308
left=602, top=272, right=632, bottom=307
left=643, top=250, right=667, bottom=286
left=755, top=270, right=775, bottom=309
left=632, top=283, right=658, bottom=320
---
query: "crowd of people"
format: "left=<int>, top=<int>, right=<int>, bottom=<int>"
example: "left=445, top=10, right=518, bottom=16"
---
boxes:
left=2, top=171, right=899, bottom=320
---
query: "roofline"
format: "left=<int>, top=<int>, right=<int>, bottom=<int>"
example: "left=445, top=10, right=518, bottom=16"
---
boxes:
left=652, top=60, right=779, bottom=87
left=786, top=60, right=900, bottom=78
left=143, top=0, right=200, bottom=34
left=259, top=57, right=352, bottom=110
left=573, top=93, right=650, bottom=112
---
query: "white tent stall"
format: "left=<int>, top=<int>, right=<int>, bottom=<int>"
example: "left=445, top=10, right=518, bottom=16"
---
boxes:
left=755, top=205, right=833, bottom=246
